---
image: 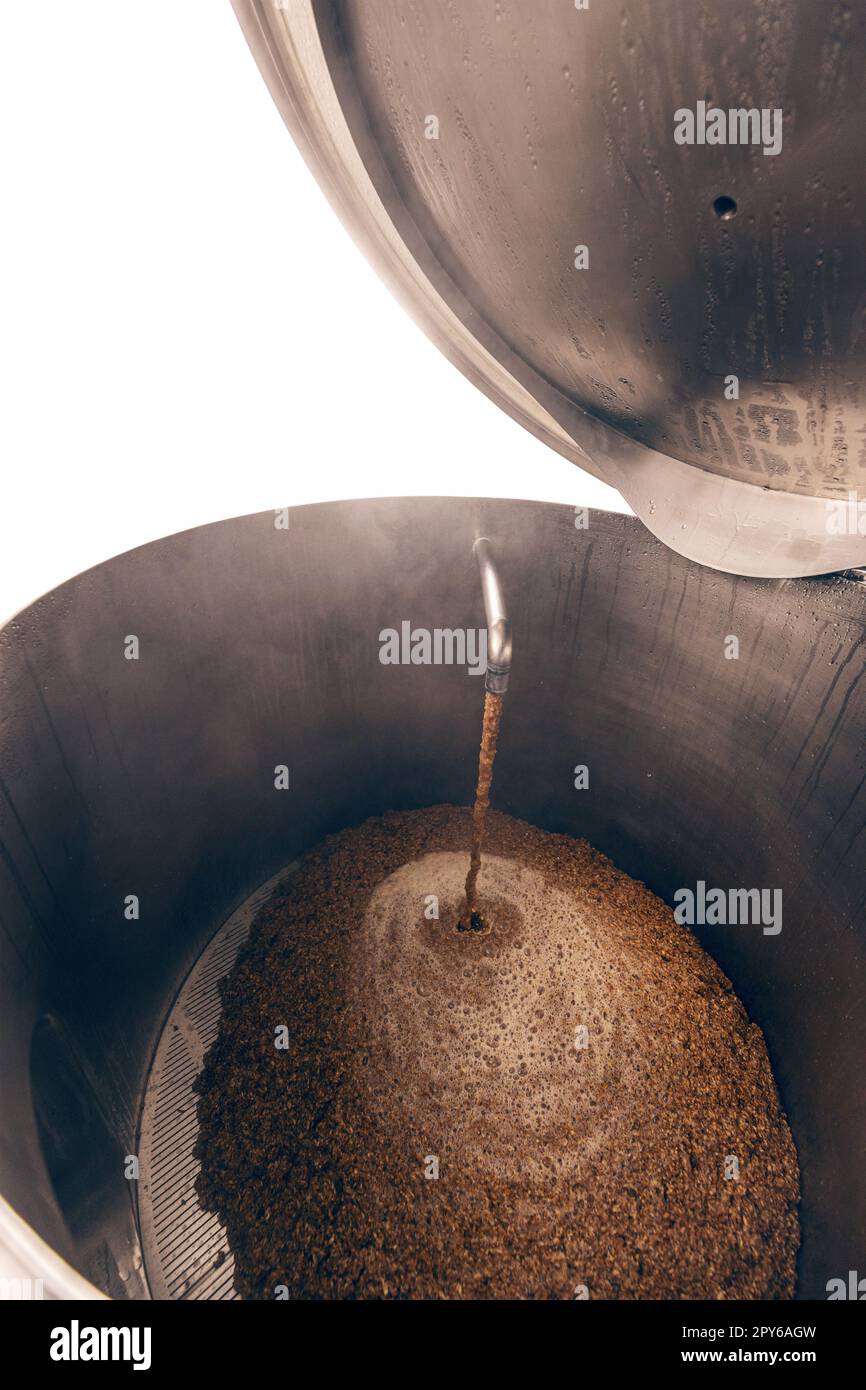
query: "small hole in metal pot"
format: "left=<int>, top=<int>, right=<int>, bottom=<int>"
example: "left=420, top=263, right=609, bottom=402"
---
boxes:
left=713, top=195, right=738, bottom=221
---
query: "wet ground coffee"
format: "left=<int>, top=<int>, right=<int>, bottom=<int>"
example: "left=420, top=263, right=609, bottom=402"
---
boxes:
left=195, top=806, right=799, bottom=1300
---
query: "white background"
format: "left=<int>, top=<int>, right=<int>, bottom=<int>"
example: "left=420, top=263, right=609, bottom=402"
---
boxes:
left=0, top=0, right=629, bottom=624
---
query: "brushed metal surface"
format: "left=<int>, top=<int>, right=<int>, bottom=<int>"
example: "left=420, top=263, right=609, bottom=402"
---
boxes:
left=0, top=499, right=863, bottom=1298
left=230, top=1, right=866, bottom=575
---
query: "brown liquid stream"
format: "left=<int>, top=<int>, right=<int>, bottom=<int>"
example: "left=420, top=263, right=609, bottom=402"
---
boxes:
left=459, top=690, right=504, bottom=929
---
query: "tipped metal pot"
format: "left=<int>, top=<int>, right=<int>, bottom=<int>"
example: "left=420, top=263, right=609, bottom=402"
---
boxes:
left=231, top=1, right=866, bottom=576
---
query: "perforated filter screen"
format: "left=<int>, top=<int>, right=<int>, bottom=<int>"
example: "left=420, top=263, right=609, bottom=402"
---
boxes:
left=136, top=866, right=297, bottom=1300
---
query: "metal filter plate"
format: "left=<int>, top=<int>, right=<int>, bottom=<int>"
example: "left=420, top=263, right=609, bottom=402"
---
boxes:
left=137, top=866, right=297, bottom=1300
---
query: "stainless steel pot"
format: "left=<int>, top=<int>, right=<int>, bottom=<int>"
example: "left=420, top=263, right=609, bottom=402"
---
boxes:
left=231, top=0, right=866, bottom=576
left=0, top=499, right=863, bottom=1298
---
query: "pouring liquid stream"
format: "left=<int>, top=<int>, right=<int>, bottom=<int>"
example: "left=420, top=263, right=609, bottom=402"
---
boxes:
left=458, top=689, right=504, bottom=931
